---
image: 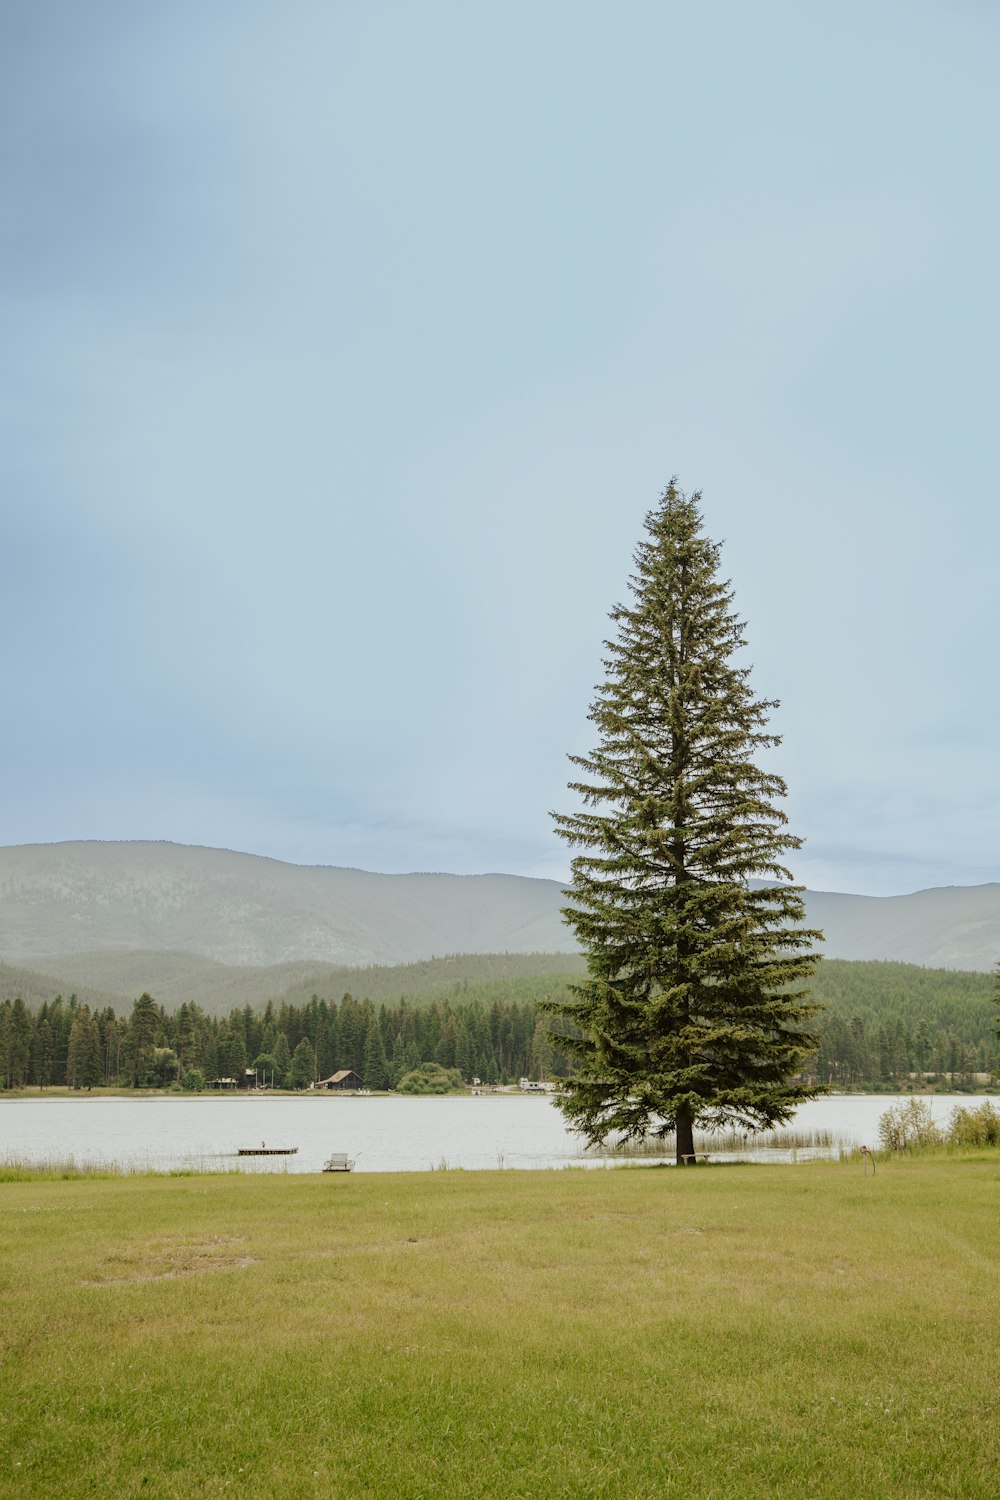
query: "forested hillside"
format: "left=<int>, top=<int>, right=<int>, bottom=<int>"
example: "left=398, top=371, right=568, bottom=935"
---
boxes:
left=811, top=960, right=996, bottom=1085
left=1, top=955, right=996, bottom=1093
left=0, top=949, right=586, bottom=1017
left=0, top=961, right=124, bottom=1015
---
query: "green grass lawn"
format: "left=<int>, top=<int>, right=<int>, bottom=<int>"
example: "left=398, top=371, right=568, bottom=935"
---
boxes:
left=2, top=1158, right=998, bottom=1499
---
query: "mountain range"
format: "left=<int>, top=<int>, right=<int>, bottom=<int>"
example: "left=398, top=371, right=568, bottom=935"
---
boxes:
left=1, top=842, right=998, bottom=1008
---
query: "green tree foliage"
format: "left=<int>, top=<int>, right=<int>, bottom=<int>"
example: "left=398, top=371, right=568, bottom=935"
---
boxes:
left=126, top=993, right=161, bottom=1087
left=32, top=1016, right=55, bottom=1088
left=529, top=1016, right=554, bottom=1081
left=66, top=1008, right=103, bottom=1089
left=0, top=997, right=33, bottom=1089
left=361, top=1003, right=390, bottom=1090
left=878, top=1098, right=943, bottom=1151
left=218, top=1026, right=246, bottom=1078
left=388, top=1032, right=407, bottom=1088
left=809, top=960, right=996, bottom=1087
left=316, top=1009, right=338, bottom=1079
left=150, top=1047, right=180, bottom=1086
left=547, top=483, right=821, bottom=1163
left=8, top=950, right=992, bottom=1096
left=251, top=1053, right=281, bottom=1086
left=265, top=952, right=586, bottom=1013
left=948, top=1101, right=1000, bottom=1146
left=272, top=1032, right=291, bottom=1086
left=398, top=1062, right=464, bottom=1095
left=337, top=994, right=363, bottom=1075
left=287, top=1038, right=316, bottom=1090
left=435, top=1016, right=457, bottom=1068
left=174, top=1003, right=201, bottom=1075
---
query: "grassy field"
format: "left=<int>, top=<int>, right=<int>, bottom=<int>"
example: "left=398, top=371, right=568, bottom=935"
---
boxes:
left=2, top=1159, right=998, bottom=1499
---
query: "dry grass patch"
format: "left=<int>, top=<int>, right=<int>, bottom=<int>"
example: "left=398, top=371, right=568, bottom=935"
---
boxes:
left=79, top=1234, right=257, bottom=1286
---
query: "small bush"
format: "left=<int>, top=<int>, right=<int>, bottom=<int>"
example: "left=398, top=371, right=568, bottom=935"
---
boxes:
left=878, top=1099, right=943, bottom=1152
left=949, top=1101, right=1000, bottom=1147
left=181, top=1068, right=206, bottom=1092
left=398, top=1063, right=464, bottom=1095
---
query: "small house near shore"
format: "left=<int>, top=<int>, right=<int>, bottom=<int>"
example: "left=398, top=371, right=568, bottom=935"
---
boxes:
left=317, top=1069, right=363, bottom=1091
left=210, top=1069, right=256, bottom=1090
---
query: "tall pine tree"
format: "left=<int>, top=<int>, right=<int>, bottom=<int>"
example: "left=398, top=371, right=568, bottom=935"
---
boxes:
left=362, top=1008, right=390, bottom=1090
left=547, top=482, right=822, bottom=1164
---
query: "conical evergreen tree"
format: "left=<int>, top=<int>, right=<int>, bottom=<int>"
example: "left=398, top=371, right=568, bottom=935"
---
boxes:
left=6, top=997, right=32, bottom=1088
left=317, top=1008, right=339, bottom=1078
left=287, top=1037, right=316, bottom=1090
left=454, top=1022, right=473, bottom=1082
left=272, top=1031, right=291, bottom=1087
left=547, top=482, right=822, bottom=1164
left=66, top=1007, right=102, bottom=1089
left=389, top=1032, right=407, bottom=1088
left=338, top=994, right=362, bottom=1074
left=33, top=1016, right=55, bottom=1089
left=361, top=1003, right=389, bottom=1090
left=127, top=993, right=160, bottom=1088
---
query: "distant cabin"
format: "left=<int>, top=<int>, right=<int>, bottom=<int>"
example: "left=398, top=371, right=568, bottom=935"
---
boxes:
left=317, top=1070, right=363, bottom=1091
left=211, top=1071, right=256, bottom=1090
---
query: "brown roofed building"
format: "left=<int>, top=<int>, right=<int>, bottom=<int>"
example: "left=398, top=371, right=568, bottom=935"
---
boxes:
left=317, top=1070, right=363, bottom=1090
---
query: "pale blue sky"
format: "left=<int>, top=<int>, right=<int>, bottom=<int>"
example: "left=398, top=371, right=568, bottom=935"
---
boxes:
left=3, top=0, right=998, bottom=895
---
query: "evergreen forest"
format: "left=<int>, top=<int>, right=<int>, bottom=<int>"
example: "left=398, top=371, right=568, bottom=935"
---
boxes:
left=0, top=955, right=997, bottom=1093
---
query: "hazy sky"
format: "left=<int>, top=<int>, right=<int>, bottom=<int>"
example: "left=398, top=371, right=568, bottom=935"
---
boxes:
left=3, top=1, right=998, bottom=896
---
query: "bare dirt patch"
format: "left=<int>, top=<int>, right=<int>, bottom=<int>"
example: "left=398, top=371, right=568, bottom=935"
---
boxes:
left=80, top=1235, right=258, bottom=1286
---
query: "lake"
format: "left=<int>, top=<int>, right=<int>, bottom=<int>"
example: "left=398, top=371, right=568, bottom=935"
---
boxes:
left=1, top=1092, right=989, bottom=1173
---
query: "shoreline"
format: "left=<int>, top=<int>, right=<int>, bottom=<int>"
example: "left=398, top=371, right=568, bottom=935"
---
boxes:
left=2, top=1083, right=995, bottom=1102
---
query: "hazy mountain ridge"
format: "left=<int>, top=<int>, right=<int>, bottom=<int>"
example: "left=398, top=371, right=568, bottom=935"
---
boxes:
left=801, top=884, right=1000, bottom=971
left=1, top=841, right=998, bottom=977
left=0, top=841, right=577, bottom=967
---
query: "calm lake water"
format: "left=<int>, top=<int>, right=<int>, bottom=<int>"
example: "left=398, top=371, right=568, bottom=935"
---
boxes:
left=0, top=1093, right=989, bottom=1173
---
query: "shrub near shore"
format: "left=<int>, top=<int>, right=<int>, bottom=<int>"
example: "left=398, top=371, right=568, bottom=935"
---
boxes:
left=3, top=1158, right=999, bottom=1498
left=879, top=1097, right=1000, bottom=1151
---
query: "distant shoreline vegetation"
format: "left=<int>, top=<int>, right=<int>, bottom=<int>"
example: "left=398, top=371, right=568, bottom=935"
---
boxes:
left=1, top=954, right=997, bottom=1094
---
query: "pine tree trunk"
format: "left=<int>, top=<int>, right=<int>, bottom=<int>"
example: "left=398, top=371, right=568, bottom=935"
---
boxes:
left=676, top=1105, right=695, bottom=1165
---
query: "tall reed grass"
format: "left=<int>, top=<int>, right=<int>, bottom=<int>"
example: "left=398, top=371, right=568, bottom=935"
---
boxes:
left=0, top=1153, right=238, bottom=1182
left=588, top=1125, right=841, bottom=1158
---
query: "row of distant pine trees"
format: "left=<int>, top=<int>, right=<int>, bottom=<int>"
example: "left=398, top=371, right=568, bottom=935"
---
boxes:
left=1, top=985, right=995, bottom=1092
left=815, top=1010, right=994, bottom=1088
left=0, top=990, right=568, bottom=1091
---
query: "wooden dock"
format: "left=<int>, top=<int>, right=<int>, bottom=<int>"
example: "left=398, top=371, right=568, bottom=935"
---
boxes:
left=237, top=1145, right=299, bottom=1157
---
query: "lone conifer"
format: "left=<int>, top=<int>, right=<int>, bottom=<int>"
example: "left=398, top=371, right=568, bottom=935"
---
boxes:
left=548, top=482, right=822, bottom=1164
